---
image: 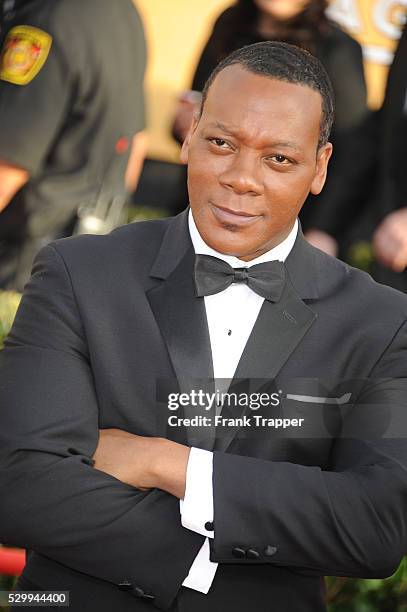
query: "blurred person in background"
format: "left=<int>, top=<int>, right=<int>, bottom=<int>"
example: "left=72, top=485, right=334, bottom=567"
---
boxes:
left=0, top=0, right=147, bottom=292
left=371, top=25, right=407, bottom=287
left=172, top=0, right=368, bottom=257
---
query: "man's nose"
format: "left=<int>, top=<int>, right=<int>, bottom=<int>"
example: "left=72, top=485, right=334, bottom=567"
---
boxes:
left=218, top=153, right=263, bottom=196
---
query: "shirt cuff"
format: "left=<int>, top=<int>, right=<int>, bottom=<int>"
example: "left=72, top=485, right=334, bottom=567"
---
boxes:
left=179, top=447, right=214, bottom=538
left=182, top=538, right=218, bottom=594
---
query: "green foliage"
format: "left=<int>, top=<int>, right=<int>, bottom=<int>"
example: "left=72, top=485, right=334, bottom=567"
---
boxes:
left=0, top=291, right=21, bottom=350
left=0, top=570, right=16, bottom=612
left=326, top=558, right=407, bottom=611
left=346, top=240, right=375, bottom=273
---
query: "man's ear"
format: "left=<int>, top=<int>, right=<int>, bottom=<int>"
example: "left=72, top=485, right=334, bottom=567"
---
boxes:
left=180, top=114, right=200, bottom=165
left=310, top=142, right=333, bottom=195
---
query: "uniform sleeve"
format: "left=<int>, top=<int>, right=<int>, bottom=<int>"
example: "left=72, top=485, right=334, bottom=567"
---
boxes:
left=0, top=244, right=204, bottom=610
left=210, top=321, right=407, bottom=579
left=0, top=24, right=71, bottom=175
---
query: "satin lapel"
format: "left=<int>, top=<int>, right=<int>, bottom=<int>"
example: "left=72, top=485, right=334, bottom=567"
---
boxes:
left=214, top=278, right=317, bottom=452
left=147, top=246, right=216, bottom=450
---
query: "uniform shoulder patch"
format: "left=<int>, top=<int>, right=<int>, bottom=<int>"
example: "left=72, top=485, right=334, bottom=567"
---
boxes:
left=0, top=25, right=52, bottom=86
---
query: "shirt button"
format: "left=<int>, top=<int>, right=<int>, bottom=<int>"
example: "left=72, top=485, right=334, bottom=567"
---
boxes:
left=205, top=521, right=214, bottom=531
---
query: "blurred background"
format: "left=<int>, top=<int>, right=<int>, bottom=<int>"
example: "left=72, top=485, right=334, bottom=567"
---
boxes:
left=138, top=0, right=403, bottom=159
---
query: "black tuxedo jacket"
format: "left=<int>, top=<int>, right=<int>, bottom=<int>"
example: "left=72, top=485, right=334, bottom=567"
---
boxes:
left=1, top=210, right=407, bottom=612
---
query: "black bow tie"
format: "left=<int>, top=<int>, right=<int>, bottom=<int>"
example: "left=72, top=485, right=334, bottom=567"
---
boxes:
left=194, top=254, right=286, bottom=302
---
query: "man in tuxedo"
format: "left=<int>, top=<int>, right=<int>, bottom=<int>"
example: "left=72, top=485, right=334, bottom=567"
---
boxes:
left=1, top=41, right=407, bottom=612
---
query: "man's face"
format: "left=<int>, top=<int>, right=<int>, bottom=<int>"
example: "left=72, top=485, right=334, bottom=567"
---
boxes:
left=181, top=65, right=332, bottom=261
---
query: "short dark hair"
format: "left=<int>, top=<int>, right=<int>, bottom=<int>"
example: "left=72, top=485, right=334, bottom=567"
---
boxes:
left=200, top=41, right=335, bottom=148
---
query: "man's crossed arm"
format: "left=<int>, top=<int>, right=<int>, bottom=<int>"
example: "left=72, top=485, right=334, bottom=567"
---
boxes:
left=93, top=428, right=190, bottom=500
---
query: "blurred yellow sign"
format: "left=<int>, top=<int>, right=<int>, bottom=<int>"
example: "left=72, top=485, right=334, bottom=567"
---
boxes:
left=329, top=0, right=405, bottom=62
left=328, top=0, right=406, bottom=107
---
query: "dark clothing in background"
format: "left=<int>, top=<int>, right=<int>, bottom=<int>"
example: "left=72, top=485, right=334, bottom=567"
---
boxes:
left=378, top=26, right=407, bottom=219
left=0, top=0, right=146, bottom=290
left=187, top=8, right=368, bottom=239
left=192, top=7, right=366, bottom=130
left=367, top=26, right=407, bottom=291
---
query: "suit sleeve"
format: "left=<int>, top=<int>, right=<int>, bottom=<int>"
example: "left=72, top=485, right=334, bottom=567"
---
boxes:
left=210, top=322, right=407, bottom=578
left=0, top=244, right=203, bottom=610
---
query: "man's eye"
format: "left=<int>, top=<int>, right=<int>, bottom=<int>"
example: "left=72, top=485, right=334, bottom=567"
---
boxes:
left=210, top=138, right=229, bottom=148
left=269, top=155, right=290, bottom=164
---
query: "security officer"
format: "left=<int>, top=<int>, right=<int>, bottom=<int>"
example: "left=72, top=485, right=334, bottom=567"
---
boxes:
left=0, top=0, right=147, bottom=290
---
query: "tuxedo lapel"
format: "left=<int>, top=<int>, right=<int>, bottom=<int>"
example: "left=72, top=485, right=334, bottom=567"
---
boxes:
left=147, top=212, right=216, bottom=450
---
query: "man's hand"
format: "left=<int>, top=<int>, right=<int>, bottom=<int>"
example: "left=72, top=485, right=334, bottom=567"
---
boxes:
left=0, top=160, right=29, bottom=213
left=92, top=429, right=190, bottom=499
left=304, top=229, right=338, bottom=257
left=373, top=208, right=407, bottom=272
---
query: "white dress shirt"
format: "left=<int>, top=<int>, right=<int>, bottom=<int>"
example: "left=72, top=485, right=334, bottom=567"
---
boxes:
left=180, top=210, right=298, bottom=593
